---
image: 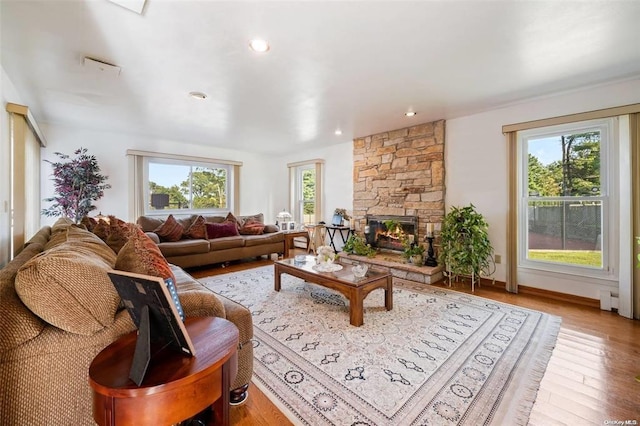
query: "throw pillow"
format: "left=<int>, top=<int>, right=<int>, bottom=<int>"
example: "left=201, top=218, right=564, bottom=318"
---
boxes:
left=115, top=226, right=176, bottom=283
left=184, top=215, right=207, bottom=239
left=92, top=219, right=110, bottom=240
left=153, top=214, right=184, bottom=242
left=80, top=216, right=98, bottom=232
left=205, top=221, right=239, bottom=239
left=105, top=215, right=130, bottom=253
left=239, top=219, right=265, bottom=235
left=263, top=224, right=280, bottom=233
left=225, top=212, right=241, bottom=231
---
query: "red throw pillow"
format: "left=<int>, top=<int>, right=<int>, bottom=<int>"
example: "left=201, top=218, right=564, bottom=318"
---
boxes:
left=153, top=214, right=184, bottom=242
left=184, top=215, right=207, bottom=239
left=239, top=219, right=265, bottom=235
left=205, top=221, right=239, bottom=239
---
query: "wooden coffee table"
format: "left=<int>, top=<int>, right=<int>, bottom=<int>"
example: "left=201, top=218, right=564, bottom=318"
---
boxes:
left=274, top=256, right=392, bottom=326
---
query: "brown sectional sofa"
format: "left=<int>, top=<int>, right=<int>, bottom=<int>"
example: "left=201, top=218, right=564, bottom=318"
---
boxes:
left=0, top=220, right=254, bottom=425
left=137, top=213, right=285, bottom=268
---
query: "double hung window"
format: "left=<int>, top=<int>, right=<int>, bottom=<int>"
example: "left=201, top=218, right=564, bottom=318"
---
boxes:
left=518, top=118, right=613, bottom=276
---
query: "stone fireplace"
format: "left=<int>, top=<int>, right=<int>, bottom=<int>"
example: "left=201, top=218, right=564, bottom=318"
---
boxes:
left=365, top=214, right=418, bottom=251
left=353, top=120, right=445, bottom=243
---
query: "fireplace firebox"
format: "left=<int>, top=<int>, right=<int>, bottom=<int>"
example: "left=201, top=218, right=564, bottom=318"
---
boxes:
left=365, top=215, right=418, bottom=252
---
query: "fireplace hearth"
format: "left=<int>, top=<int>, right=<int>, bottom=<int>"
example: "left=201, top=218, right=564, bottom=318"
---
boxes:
left=365, top=215, right=418, bottom=251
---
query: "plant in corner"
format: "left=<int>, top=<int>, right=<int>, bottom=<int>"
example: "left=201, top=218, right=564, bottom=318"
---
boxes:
left=438, top=204, right=494, bottom=285
left=42, top=147, right=111, bottom=223
left=343, top=234, right=377, bottom=257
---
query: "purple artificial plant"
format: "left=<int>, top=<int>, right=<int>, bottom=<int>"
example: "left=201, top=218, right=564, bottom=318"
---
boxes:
left=42, top=147, right=111, bottom=223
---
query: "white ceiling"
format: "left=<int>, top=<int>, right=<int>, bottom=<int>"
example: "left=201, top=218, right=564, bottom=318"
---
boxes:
left=2, top=1, right=640, bottom=154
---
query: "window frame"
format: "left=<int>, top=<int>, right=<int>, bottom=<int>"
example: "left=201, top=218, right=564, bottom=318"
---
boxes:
left=143, top=156, right=234, bottom=216
left=517, top=118, right=617, bottom=279
left=295, top=163, right=316, bottom=225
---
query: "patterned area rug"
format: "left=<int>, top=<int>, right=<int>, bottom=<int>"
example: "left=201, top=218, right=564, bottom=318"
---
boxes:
left=201, top=265, right=561, bottom=426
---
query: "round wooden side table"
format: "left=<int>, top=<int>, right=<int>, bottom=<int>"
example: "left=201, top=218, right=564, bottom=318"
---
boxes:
left=89, top=317, right=239, bottom=426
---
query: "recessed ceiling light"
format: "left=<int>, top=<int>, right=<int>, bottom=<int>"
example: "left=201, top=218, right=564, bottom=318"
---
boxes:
left=405, top=111, right=417, bottom=117
left=189, top=91, right=207, bottom=100
left=335, top=129, right=343, bottom=135
left=249, top=38, right=270, bottom=53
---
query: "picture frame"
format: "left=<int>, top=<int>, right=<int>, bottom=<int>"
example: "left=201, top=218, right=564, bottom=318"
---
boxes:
left=107, top=270, right=195, bottom=385
left=289, top=222, right=296, bottom=230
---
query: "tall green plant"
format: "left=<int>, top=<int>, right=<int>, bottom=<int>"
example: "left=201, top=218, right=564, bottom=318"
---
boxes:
left=42, top=148, right=111, bottom=223
left=439, top=204, right=493, bottom=281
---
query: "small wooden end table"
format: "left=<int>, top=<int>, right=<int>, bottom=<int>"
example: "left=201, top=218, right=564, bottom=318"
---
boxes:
left=274, top=256, right=392, bottom=326
left=89, top=317, right=239, bottom=426
left=283, top=230, right=310, bottom=258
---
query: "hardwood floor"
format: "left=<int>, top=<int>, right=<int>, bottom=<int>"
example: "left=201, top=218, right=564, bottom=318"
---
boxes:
left=189, top=252, right=640, bottom=425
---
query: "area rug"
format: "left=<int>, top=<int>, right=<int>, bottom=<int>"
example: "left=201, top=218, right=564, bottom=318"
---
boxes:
left=201, top=266, right=561, bottom=426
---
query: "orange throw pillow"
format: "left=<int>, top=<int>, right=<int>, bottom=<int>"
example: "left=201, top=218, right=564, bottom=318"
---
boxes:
left=239, top=219, right=265, bottom=235
left=115, top=225, right=176, bottom=283
left=153, top=214, right=184, bottom=242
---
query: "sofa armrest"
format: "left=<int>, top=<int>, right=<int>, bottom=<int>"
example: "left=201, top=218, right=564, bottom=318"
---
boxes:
left=144, top=232, right=161, bottom=244
left=178, top=290, right=226, bottom=318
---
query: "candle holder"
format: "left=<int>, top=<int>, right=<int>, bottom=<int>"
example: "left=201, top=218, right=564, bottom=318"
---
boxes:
left=424, top=235, right=437, bottom=267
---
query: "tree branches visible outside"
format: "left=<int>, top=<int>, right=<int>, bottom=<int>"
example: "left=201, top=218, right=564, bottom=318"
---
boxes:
left=42, top=148, right=111, bottom=223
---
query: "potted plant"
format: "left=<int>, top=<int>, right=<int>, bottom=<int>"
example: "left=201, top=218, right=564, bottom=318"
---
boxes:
left=343, top=234, right=377, bottom=257
left=42, top=147, right=111, bottom=223
left=438, top=204, right=493, bottom=286
left=402, top=238, right=425, bottom=265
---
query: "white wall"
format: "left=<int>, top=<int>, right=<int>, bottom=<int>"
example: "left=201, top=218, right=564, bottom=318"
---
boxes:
left=446, top=77, right=640, bottom=300
left=39, top=122, right=278, bottom=225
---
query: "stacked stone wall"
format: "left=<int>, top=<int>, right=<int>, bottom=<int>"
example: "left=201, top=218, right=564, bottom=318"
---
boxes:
left=352, top=120, right=445, bottom=242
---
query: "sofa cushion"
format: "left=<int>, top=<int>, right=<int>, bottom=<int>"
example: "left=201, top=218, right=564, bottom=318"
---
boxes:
left=239, top=219, right=265, bottom=235
left=0, top=243, right=47, bottom=352
left=51, top=217, right=75, bottom=234
left=208, top=235, right=245, bottom=250
left=201, top=215, right=226, bottom=224
left=170, top=265, right=225, bottom=318
left=15, top=233, right=120, bottom=336
left=116, top=226, right=176, bottom=283
left=137, top=215, right=165, bottom=232
left=184, top=215, right=207, bottom=239
left=243, top=232, right=285, bottom=247
left=157, top=239, right=210, bottom=257
left=206, top=221, right=239, bottom=239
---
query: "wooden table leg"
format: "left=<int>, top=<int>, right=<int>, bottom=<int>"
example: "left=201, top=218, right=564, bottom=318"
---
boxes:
left=211, top=359, right=231, bottom=426
left=349, top=291, right=364, bottom=327
left=385, top=276, right=393, bottom=311
left=274, top=265, right=282, bottom=291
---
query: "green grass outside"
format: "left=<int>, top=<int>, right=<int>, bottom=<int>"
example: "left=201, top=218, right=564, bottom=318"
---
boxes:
left=528, top=249, right=602, bottom=267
